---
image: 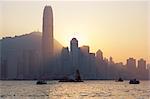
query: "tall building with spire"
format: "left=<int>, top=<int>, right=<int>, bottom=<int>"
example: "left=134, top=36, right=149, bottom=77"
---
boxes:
left=42, top=6, right=54, bottom=74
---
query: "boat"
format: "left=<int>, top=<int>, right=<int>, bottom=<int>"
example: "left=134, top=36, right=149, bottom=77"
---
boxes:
left=59, top=69, right=83, bottom=82
left=36, top=80, right=47, bottom=85
left=59, top=79, right=83, bottom=82
left=129, top=79, right=140, bottom=84
left=115, top=77, right=123, bottom=82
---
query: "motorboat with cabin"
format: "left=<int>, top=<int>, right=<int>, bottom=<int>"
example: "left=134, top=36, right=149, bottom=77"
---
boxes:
left=129, top=79, right=140, bottom=84
left=36, top=80, right=47, bottom=85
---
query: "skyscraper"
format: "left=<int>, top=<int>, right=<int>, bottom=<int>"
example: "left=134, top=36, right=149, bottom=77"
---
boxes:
left=96, top=49, right=103, bottom=61
left=80, top=46, right=89, bottom=55
left=61, top=47, right=71, bottom=75
left=138, top=58, right=146, bottom=71
left=70, top=38, right=79, bottom=70
left=126, top=57, right=136, bottom=71
left=42, top=6, right=54, bottom=74
left=79, top=46, right=90, bottom=76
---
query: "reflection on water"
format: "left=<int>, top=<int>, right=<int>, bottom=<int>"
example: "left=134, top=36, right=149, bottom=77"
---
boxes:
left=0, top=81, right=150, bottom=99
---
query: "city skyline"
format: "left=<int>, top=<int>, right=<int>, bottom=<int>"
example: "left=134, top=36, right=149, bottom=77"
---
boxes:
left=0, top=1, right=150, bottom=64
left=0, top=2, right=149, bottom=99
left=0, top=5, right=149, bottom=80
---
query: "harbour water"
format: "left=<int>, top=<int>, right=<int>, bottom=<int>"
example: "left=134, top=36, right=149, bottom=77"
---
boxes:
left=0, top=80, right=150, bottom=99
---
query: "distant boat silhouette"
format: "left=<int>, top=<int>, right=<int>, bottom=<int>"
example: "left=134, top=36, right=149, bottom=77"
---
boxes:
left=115, top=77, right=124, bottom=82
left=36, top=80, right=47, bottom=85
left=129, top=79, right=140, bottom=84
left=59, top=69, right=83, bottom=82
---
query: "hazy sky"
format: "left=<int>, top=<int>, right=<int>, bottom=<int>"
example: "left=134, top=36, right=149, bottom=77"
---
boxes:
left=0, top=0, right=149, bottom=64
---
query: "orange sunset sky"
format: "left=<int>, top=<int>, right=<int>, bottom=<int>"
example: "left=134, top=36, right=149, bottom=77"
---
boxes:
left=0, top=0, right=150, bottom=64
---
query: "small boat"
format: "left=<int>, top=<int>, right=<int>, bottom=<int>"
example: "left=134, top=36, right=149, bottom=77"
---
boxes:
left=116, top=77, right=123, bottom=82
left=59, top=79, right=83, bottom=82
left=59, top=69, right=83, bottom=82
left=36, top=80, right=47, bottom=85
left=129, top=79, right=140, bottom=84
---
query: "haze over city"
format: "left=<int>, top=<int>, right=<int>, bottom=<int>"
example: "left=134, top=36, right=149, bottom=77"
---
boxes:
left=0, top=1, right=150, bottom=98
left=0, top=1, right=150, bottom=64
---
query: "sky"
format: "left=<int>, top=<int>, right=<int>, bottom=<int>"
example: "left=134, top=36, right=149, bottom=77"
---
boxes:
left=0, top=0, right=150, bottom=64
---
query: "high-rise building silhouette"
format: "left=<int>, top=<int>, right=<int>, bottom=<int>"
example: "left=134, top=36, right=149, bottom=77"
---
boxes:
left=79, top=46, right=90, bottom=77
left=1, top=60, right=8, bottom=79
left=138, top=58, right=146, bottom=71
left=127, top=58, right=136, bottom=68
left=126, top=58, right=136, bottom=74
left=96, top=49, right=103, bottom=61
left=147, top=64, right=150, bottom=70
left=42, top=6, right=54, bottom=74
left=70, top=38, right=79, bottom=70
left=61, top=47, right=71, bottom=75
left=80, top=46, right=89, bottom=55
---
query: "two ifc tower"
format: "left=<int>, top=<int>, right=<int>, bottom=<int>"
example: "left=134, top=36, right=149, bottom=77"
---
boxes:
left=42, top=6, right=53, bottom=68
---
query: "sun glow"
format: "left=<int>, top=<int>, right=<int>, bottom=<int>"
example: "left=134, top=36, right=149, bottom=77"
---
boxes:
left=56, top=30, right=89, bottom=48
left=68, top=32, right=88, bottom=47
left=1, top=1, right=149, bottom=64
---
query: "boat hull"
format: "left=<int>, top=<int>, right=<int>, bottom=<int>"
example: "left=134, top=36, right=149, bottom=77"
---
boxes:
left=59, top=80, right=83, bottom=82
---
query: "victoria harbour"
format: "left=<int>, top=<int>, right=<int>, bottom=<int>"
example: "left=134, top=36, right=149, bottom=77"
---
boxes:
left=0, top=80, right=150, bottom=99
left=0, top=1, right=150, bottom=99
